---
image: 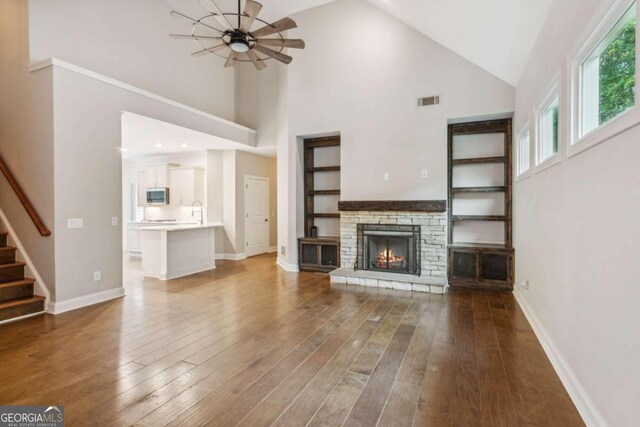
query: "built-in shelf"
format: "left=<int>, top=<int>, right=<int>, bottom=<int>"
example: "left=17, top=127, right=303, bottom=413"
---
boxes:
left=452, top=215, right=506, bottom=222
left=307, top=213, right=341, bottom=219
left=308, top=190, right=341, bottom=195
left=299, top=235, right=340, bottom=243
left=448, top=119, right=514, bottom=290
left=452, top=156, right=506, bottom=165
left=307, top=166, right=341, bottom=173
left=302, top=136, right=342, bottom=273
left=449, top=242, right=511, bottom=249
left=452, top=186, right=506, bottom=193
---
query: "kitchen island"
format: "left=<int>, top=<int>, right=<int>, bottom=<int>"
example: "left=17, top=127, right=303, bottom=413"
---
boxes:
left=140, top=223, right=224, bottom=280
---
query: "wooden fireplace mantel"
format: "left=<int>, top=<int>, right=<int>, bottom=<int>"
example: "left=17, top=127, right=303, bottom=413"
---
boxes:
left=337, top=200, right=447, bottom=212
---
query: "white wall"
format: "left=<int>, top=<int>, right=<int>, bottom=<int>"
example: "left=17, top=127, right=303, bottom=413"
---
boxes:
left=513, top=1, right=640, bottom=425
left=29, top=0, right=236, bottom=120
left=47, top=62, right=250, bottom=303
left=263, top=0, right=515, bottom=267
left=0, top=0, right=56, bottom=298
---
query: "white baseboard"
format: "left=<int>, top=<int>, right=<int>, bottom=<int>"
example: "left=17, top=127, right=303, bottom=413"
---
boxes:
left=215, top=252, right=247, bottom=261
left=49, top=287, right=125, bottom=315
left=276, top=257, right=299, bottom=272
left=268, top=246, right=278, bottom=253
left=514, top=291, right=606, bottom=427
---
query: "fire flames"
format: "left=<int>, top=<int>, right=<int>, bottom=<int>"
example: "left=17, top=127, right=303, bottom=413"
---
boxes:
left=375, top=249, right=406, bottom=270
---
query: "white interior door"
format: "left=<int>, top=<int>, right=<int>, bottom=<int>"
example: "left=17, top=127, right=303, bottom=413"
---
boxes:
left=244, top=176, right=269, bottom=257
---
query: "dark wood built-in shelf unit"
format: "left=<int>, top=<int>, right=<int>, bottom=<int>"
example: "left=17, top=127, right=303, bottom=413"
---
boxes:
left=299, top=136, right=341, bottom=272
left=447, top=119, right=514, bottom=290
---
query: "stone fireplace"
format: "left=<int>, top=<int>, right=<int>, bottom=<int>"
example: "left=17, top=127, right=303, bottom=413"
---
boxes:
left=329, top=200, right=447, bottom=293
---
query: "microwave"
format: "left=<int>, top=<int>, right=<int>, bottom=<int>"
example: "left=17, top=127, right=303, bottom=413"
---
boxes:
left=146, top=187, right=170, bottom=205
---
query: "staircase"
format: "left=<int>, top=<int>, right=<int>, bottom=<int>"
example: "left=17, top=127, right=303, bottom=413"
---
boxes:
left=0, top=231, right=45, bottom=322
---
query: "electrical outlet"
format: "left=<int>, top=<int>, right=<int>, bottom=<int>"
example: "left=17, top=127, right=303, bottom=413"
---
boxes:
left=421, top=169, right=428, bottom=178
left=521, top=280, right=529, bottom=290
left=94, top=271, right=102, bottom=281
left=383, top=173, right=390, bottom=181
left=111, top=216, right=118, bottom=226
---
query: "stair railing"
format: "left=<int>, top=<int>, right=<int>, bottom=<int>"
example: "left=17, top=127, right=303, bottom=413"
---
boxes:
left=0, top=155, right=51, bottom=237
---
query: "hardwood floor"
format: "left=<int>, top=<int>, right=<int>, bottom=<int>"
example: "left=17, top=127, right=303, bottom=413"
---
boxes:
left=0, top=254, right=584, bottom=426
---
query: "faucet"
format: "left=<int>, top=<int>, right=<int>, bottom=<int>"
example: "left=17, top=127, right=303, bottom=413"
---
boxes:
left=191, top=200, right=203, bottom=225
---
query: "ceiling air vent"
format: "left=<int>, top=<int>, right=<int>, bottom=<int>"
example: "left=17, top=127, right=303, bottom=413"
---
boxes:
left=418, top=95, right=440, bottom=107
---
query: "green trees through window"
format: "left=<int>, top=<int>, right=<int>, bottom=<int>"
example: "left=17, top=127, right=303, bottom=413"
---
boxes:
left=599, top=17, right=636, bottom=123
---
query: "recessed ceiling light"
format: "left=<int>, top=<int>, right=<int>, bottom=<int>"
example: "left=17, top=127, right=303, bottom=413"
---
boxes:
left=181, top=143, right=188, bottom=148
left=155, top=144, right=163, bottom=148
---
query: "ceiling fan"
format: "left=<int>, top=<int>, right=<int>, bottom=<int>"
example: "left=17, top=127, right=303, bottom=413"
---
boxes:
left=170, top=0, right=305, bottom=70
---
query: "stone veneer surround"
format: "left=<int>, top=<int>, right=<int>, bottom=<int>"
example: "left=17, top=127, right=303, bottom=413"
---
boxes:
left=339, top=210, right=448, bottom=280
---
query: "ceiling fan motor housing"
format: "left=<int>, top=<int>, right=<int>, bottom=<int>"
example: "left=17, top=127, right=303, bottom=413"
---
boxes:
left=229, top=31, right=250, bottom=53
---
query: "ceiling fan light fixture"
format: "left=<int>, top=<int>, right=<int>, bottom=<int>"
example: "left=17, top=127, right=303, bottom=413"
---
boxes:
left=229, top=33, right=250, bottom=53
left=171, top=1, right=305, bottom=70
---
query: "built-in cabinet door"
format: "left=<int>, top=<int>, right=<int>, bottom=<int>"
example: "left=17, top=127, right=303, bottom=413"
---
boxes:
left=136, top=171, right=148, bottom=206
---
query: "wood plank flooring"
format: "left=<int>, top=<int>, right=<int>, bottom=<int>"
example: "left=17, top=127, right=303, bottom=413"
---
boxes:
left=0, top=254, right=584, bottom=426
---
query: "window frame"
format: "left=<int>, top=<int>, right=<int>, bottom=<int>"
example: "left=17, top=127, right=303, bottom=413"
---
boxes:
left=534, top=78, right=562, bottom=173
left=516, top=122, right=532, bottom=179
left=569, top=0, right=639, bottom=157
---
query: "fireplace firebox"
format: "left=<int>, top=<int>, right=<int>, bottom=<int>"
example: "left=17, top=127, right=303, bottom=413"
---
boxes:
left=356, top=224, right=421, bottom=275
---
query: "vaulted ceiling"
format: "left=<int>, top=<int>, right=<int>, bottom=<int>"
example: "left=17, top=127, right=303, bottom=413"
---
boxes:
left=164, top=0, right=553, bottom=86
left=364, top=0, right=553, bottom=86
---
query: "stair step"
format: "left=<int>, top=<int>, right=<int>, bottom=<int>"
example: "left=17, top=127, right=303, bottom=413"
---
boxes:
left=0, top=279, right=35, bottom=303
left=0, top=296, right=45, bottom=322
left=0, top=246, right=17, bottom=265
left=0, top=262, right=26, bottom=284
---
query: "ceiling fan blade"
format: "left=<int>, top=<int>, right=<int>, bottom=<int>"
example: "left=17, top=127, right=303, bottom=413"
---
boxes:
left=200, top=0, right=234, bottom=30
left=246, top=49, right=267, bottom=70
left=251, top=17, right=297, bottom=38
left=170, top=11, right=222, bottom=33
left=170, top=34, right=223, bottom=40
left=257, top=38, right=305, bottom=49
left=191, top=44, right=227, bottom=57
left=253, top=44, right=293, bottom=64
left=240, top=1, right=263, bottom=32
left=225, top=51, right=239, bottom=67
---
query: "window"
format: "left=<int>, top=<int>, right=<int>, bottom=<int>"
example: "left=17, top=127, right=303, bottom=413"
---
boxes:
left=517, top=126, right=531, bottom=176
left=580, top=2, right=636, bottom=137
left=537, top=94, right=559, bottom=164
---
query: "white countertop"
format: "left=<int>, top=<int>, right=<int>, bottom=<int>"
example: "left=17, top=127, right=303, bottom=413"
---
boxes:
left=128, top=221, right=199, bottom=226
left=139, top=222, right=224, bottom=232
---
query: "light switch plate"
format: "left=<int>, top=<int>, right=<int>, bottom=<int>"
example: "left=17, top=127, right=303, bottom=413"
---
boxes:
left=421, top=169, right=428, bottom=178
left=383, top=173, right=390, bottom=181
left=111, top=216, right=118, bottom=226
left=68, top=218, right=84, bottom=229
left=94, top=271, right=101, bottom=281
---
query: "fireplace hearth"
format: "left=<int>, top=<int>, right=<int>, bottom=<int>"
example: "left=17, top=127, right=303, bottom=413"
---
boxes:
left=356, top=224, right=421, bottom=275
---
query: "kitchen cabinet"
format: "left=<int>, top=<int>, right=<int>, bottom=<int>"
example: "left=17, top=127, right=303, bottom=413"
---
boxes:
left=136, top=172, right=148, bottom=206
left=145, top=164, right=172, bottom=188
left=169, top=167, right=204, bottom=205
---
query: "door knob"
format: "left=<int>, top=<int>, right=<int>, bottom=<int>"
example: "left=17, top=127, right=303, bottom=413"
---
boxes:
left=265, top=219, right=268, bottom=222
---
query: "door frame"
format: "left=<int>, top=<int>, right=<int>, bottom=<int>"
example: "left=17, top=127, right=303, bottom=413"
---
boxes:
left=244, top=175, right=270, bottom=257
